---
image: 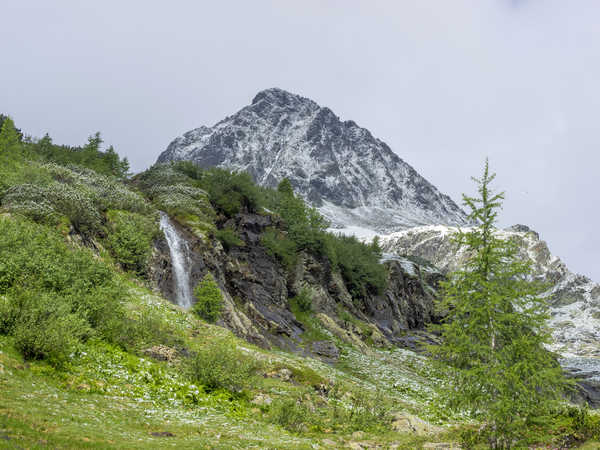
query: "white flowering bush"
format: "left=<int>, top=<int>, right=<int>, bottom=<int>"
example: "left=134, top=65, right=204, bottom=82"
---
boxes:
left=2, top=183, right=102, bottom=234
left=1, top=163, right=159, bottom=236
left=44, top=163, right=154, bottom=215
left=133, top=164, right=189, bottom=189
left=134, top=164, right=217, bottom=235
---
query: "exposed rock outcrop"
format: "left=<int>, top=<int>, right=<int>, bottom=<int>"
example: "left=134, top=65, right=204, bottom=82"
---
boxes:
left=150, top=211, right=442, bottom=354
left=380, top=224, right=600, bottom=406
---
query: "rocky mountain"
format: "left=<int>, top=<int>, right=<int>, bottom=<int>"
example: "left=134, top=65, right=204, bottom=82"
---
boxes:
left=157, top=88, right=468, bottom=232
left=152, top=210, right=443, bottom=355
left=379, top=224, right=600, bottom=406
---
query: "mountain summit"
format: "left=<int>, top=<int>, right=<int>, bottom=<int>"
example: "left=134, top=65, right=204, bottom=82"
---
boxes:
left=157, top=88, right=468, bottom=232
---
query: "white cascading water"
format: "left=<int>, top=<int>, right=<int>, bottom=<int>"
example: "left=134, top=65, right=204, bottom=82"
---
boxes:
left=159, top=212, right=193, bottom=309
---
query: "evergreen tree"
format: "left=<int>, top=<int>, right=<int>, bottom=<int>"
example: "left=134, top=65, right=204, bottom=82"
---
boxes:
left=430, top=160, right=568, bottom=448
left=82, top=132, right=103, bottom=167
left=104, top=145, right=120, bottom=174
left=103, top=145, right=129, bottom=178
left=117, top=156, right=130, bottom=179
left=0, top=116, right=22, bottom=155
left=277, top=178, right=294, bottom=196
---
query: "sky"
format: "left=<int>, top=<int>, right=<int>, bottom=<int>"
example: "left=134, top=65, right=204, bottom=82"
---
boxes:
left=2, top=0, right=599, bottom=280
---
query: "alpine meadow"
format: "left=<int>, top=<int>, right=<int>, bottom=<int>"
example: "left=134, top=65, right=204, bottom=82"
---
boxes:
left=2, top=3, right=600, bottom=448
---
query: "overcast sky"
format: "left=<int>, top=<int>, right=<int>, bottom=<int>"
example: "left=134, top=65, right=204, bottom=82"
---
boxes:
left=2, top=0, right=599, bottom=280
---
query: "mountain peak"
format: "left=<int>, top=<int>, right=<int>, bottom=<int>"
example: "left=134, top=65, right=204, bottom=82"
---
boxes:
left=157, top=90, right=468, bottom=232
left=252, top=87, right=301, bottom=103
left=250, top=88, right=319, bottom=112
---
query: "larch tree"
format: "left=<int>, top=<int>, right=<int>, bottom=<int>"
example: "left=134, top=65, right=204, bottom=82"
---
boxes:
left=430, top=160, right=569, bottom=448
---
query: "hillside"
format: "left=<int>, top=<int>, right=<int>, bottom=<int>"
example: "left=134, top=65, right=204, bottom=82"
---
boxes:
left=0, top=117, right=457, bottom=448
left=0, top=116, right=599, bottom=448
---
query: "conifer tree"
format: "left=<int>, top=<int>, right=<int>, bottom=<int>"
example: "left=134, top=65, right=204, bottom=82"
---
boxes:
left=0, top=116, right=22, bottom=155
left=430, top=160, right=568, bottom=448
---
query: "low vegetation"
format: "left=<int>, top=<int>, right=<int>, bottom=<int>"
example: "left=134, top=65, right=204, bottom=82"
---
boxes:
left=192, top=273, right=224, bottom=323
left=0, top=116, right=598, bottom=448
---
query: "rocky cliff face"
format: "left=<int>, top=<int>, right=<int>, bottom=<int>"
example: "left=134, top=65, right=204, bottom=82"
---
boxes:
left=150, top=211, right=443, bottom=357
left=157, top=88, right=468, bottom=232
left=379, top=224, right=600, bottom=406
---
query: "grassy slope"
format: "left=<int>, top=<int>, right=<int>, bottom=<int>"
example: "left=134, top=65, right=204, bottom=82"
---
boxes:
left=0, top=280, right=458, bottom=449
left=0, top=146, right=597, bottom=448
left=3, top=285, right=597, bottom=448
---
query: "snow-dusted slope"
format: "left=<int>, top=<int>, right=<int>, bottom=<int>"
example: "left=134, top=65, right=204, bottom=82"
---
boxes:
left=380, top=224, right=600, bottom=398
left=157, top=88, right=468, bottom=231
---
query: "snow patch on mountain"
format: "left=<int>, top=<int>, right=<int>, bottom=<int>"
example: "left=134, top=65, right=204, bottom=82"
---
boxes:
left=379, top=224, right=600, bottom=362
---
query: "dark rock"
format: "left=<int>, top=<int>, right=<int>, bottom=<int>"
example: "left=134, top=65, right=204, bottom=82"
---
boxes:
left=150, top=432, right=175, bottom=437
left=311, top=341, right=340, bottom=361
left=561, top=357, right=600, bottom=408
left=151, top=211, right=444, bottom=354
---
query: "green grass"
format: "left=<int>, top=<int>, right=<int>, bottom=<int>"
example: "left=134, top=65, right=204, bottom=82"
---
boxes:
left=288, top=296, right=332, bottom=346
left=0, top=283, right=461, bottom=449
left=2, top=286, right=599, bottom=449
left=1, top=152, right=598, bottom=449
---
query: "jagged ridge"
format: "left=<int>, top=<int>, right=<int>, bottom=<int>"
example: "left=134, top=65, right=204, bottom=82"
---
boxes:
left=157, top=88, right=468, bottom=231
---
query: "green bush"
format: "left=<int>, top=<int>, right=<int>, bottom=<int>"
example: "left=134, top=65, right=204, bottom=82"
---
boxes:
left=117, top=307, right=185, bottom=350
left=132, top=164, right=216, bottom=234
left=324, top=233, right=387, bottom=300
left=267, top=397, right=313, bottom=433
left=291, top=287, right=313, bottom=313
left=261, top=228, right=298, bottom=270
left=193, top=273, right=224, bottom=323
left=200, top=168, right=260, bottom=216
left=187, top=337, right=259, bottom=393
left=215, top=227, right=244, bottom=251
left=0, top=217, right=130, bottom=364
left=45, top=164, right=151, bottom=215
left=2, top=182, right=102, bottom=234
left=10, top=290, right=90, bottom=366
left=105, top=209, right=159, bottom=276
left=344, top=388, right=389, bottom=431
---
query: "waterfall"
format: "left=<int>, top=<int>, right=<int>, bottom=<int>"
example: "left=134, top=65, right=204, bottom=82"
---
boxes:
left=159, top=212, right=193, bottom=309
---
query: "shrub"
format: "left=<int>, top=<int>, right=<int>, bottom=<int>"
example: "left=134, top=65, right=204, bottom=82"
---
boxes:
left=2, top=182, right=101, bottom=234
left=267, top=397, right=313, bottom=433
left=215, top=227, right=244, bottom=251
left=10, top=290, right=90, bottom=366
left=187, top=337, right=259, bottom=393
left=105, top=209, right=159, bottom=275
left=193, top=273, right=224, bottom=323
left=199, top=168, right=259, bottom=215
left=291, top=287, right=313, bottom=313
left=0, top=217, right=129, bottom=363
left=261, top=228, right=298, bottom=270
left=133, top=164, right=216, bottom=231
left=344, top=388, right=389, bottom=431
left=325, top=233, right=387, bottom=300
left=42, top=163, right=152, bottom=214
left=118, top=307, right=185, bottom=350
